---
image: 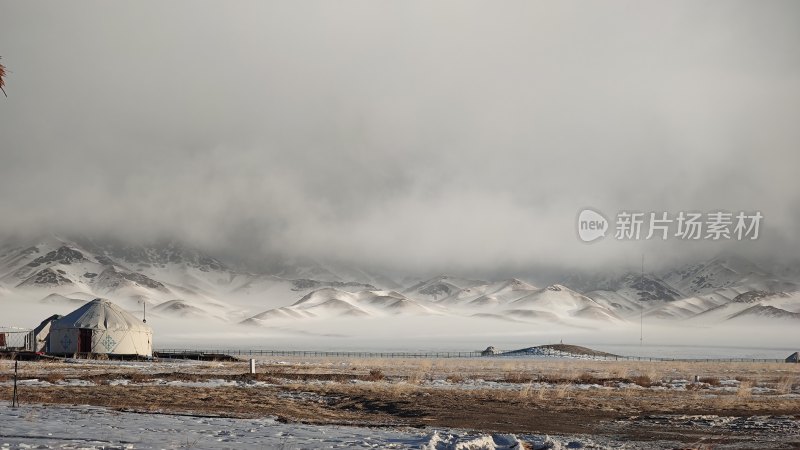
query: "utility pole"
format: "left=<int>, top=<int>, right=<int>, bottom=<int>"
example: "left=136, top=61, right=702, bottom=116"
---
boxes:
left=640, top=254, right=644, bottom=347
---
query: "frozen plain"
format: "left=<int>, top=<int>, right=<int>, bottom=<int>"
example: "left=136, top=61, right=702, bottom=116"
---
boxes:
left=0, top=403, right=630, bottom=450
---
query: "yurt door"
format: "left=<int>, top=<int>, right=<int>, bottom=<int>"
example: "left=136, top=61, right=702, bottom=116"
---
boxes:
left=78, top=329, right=92, bottom=353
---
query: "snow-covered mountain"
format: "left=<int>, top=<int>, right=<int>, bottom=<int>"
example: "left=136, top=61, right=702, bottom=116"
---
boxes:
left=241, top=288, right=444, bottom=324
left=549, top=255, right=800, bottom=324
left=683, top=290, right=800, bottom=323
left=241, top=281, right=624, bottom=326
left=507, top=284, right=623, bottom=322
left=0, top=235, right=381, bottom=324
left=434, top=278, right=538, bottom=307
left=403, top=275, right=488, bottom=301
left=583, top=273, right=685, bottom=318
left=659, top=255, right=796, bottom=297
left=398, top=277, right=622, bottom=324
left=1, top=235, right=798, bottom=331
left=272, top=257, right=404, bottom=290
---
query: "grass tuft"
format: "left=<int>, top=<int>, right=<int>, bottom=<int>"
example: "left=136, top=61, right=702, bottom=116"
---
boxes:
left=630, top=375, right=652, bottom=388
left=366, top=369, right=385, bottom=381
left=698, top=377, right=720, bottom=386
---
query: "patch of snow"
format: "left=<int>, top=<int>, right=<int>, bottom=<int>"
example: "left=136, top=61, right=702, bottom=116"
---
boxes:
left=421, top=432, right=523, bottom=450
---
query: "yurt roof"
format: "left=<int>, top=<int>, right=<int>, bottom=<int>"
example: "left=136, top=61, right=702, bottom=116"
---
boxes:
left=52, top=299, right=151, bottom=332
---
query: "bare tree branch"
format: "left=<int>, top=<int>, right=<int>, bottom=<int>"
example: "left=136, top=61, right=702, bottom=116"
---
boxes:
left=0, top=56, right=7, bottom=97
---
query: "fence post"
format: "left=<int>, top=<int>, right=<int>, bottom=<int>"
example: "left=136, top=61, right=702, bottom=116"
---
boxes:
left=12, top=360, right=18, bottom=408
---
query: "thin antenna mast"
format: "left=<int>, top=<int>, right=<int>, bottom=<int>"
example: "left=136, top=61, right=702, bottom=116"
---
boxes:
left=640, top=254, right=644, bottom=347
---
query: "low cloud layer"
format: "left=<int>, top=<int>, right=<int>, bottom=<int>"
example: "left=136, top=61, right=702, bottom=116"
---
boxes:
left=1, top=1, right=799, bottom=273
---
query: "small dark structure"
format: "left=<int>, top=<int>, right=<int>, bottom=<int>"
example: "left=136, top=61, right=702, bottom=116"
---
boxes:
left=481, top=346, right=499, bottom=356
left=787, top=352, right=799, bottom=363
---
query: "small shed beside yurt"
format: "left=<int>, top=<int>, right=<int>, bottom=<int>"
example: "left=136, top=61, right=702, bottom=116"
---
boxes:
left=49, top=299, right=152, bottom=357
left=28, top=314, right=63, bottom=353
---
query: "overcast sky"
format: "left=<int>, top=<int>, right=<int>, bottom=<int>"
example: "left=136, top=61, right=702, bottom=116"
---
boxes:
left=1, top=1, right=799, bottom=274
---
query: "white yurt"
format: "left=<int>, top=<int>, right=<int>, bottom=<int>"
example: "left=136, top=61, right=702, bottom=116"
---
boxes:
left=49, top=299, right=152, bottom=357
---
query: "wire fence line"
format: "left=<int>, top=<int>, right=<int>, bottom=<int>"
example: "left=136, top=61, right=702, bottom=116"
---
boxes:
left=155, top=349, right=483, bottom=359
left=153, top=349, right=788, bottom=363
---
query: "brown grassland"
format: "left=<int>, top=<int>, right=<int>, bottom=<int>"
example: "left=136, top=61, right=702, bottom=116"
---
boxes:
left=1, top=357, right=798, bottom=446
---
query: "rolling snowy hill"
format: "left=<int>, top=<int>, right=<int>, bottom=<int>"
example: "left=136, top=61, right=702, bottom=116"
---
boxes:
left=0, top=236, right=384, bottom=325
left=1, top=235, right=798, bottom=334
left=242, top=288, right=444, bottom=324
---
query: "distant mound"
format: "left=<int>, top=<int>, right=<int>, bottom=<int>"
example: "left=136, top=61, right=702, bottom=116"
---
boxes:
left=538, top=344, right=618, bottom=357
left=499, top=344, right=618, bottom=358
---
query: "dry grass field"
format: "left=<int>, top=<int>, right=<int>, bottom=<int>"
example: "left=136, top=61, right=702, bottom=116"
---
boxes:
left=1, top=356, right=799, bottom=447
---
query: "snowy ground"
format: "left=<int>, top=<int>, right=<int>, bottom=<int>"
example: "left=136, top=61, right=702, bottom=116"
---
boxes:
left=0, top=404, right=622, bottom=450
left=3, top=404, right=798, bottom=450
left=0, top=404, right=435, bottom=449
